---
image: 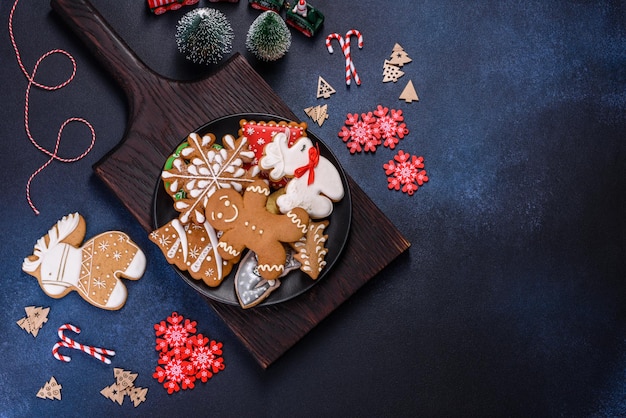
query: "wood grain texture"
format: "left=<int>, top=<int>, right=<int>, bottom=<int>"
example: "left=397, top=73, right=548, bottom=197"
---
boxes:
left=51, top=0, right=297, bottom=230
left=207, top=176, right=411, bottom=368
left=51, top=0, right=410, bottom=368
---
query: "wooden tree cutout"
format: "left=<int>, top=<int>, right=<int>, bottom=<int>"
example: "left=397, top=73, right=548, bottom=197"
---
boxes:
left=383, top=60, right=405, bottom=83
left=388, top=43, right=412, bottom=67
left=37, top=377, right=62, bottom=400
left=316, top=76, right=336, bottom=99
left=304, top=104, right=329, bottom=126
left=399, top=80, right=419, bottom=103
left=17, top=306, right=50, bottom=337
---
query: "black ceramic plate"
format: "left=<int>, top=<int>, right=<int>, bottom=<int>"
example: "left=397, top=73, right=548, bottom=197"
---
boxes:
left=153, top=113, right=352, bottom=307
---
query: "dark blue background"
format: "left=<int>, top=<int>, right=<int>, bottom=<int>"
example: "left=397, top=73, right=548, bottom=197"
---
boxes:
left=1, top=0, right=625, bottom=416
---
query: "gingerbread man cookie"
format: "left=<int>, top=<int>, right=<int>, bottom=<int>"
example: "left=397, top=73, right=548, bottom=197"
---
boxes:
left=22, top=213, right=146, bottom=310
left=205, top=180, right=310, bottom=280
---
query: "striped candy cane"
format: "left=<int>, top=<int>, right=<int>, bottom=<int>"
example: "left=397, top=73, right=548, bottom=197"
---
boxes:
left=344, top=29, right=363, bottom=85
left=325, top=31, right=363, bottom=86
left=52, top=323, right=115, bottom=364
left=326, top=33, right=351, bottom=85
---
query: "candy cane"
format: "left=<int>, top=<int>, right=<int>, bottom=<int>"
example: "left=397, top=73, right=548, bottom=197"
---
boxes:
left=326, top=33, right=351, bottom=85
left=52, top=324, right=115, bottom=364
left=344, top=29, right=363, bottom=85
left=325, top=31, right=363, bottom=86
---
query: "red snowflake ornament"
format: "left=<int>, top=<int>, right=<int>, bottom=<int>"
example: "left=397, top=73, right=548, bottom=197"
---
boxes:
left=153, top=312, right=225, bottom=394
left=153, top=352, right=193, bottom=394
left=338, top=112, right=381, bottom=154
left=154, top=312, right=197, bottom=352
left=373, top=105, right=409, bottom=149
left=383, top=150, right=428, bottom=195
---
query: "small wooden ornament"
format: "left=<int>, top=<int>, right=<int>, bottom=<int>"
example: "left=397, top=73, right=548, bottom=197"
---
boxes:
left=399, top=80, right=419, bottom=103
left=100, top=383, right=125, bottom=405
left=37, top=377, right=62, bottom=400
left=17, top=306, right=50, bottom=337
left=114, top=368, right=138, bottom=390
left=316, top=76, right=336, bottom=99
left=388, top=43, right=412, bottom=67
left=304, top=104, right=329, bottom=126
left=127, top=386, right=149, bottom=408
left=382, top=60, right=404, bottom=83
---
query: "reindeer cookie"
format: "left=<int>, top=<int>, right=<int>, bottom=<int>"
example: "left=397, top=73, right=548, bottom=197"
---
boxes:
left=22, top=213, right=146, bottom=310
left=260, top=129, right=344, bottom=219
left=205, top=180, right=309, bottom=281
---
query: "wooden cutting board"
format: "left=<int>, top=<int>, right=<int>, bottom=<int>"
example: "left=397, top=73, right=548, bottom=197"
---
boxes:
left=51, top=0, right=410, bottom=368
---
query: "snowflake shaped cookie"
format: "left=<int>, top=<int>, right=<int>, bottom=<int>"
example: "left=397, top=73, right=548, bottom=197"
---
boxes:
left=161, top=132, right=260, bottom=224
left=383, top=150, right=429, bottom=195
left=337, top=112, right=381, bottom=154
left=373, top=105, right=409, bottom=149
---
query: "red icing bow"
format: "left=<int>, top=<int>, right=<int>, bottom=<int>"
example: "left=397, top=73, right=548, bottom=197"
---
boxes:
left=293, top=143, right=320, bottom=185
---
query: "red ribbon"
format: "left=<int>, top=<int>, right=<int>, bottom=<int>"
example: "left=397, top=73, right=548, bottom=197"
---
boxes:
left=294, top=143, right=320, bottom=185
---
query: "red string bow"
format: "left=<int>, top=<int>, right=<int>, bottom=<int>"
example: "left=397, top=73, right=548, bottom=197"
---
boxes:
left=293, top=143, right=320, bottom=185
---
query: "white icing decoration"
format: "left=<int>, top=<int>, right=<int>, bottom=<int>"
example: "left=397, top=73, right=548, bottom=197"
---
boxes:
left=259, top=131, right=344, bottom=218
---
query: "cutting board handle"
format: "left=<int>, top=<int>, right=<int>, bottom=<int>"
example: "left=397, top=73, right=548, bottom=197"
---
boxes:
left=50, top=0, right=156, bottom=99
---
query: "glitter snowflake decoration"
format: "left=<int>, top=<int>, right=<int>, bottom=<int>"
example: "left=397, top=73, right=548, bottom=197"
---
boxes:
left=337, top=112, right=381, bottom=154
left=373, top=105, right=409, bottom=149
left=153, top=312, right=225, bottom=394
left=161, top=132, right=259, bottom=224
left=383, top=150, right=429, bottom=195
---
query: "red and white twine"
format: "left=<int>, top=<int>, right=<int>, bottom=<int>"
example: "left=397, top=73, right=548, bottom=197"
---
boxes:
left=8, top=0, right=96, bottom=215
left=52, top=323, right=115, bottom=364
left=326, top=30, right=363, bottom=86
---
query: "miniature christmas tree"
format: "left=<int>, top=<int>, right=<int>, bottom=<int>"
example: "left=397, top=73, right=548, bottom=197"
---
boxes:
left=175, top=8, right=234, bottom=64
left=382, top=60, right=405, bottom=83
left=388, top=43, right=412, bottom=67
left=246, top=11, right=292, bottom=61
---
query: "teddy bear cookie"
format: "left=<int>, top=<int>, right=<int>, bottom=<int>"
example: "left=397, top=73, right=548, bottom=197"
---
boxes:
left=260, top=129, right=344, bottom=218
left=22, top=213, right=146, bottom=310
left=205, top=179, right=310, bottom=281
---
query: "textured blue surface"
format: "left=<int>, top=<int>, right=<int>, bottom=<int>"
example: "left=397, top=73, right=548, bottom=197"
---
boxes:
left=1, top=0, right=625, bottom=416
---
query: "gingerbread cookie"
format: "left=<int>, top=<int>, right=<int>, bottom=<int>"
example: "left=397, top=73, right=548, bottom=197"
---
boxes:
left=149, top=218, right=238, bottom=287
left=161, top=132, right=260, bottom=224
left=205, top=180, right=309, bottom=280
left=22, top=213, right=146, bottom=310
left=260, top=129, right=345, bottom=218
left=290, top=220, right=329, bottom=280
left=238, top=119, right=307, bottom=164
left=234, top=248, right=301, bottom=309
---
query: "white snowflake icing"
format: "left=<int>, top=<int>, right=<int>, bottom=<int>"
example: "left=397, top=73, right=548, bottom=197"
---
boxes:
left=189, top=245, right=201, bottom=259
left=93, top=277, right=106, bottom=288
left=158, top=234, right=171, bottom=247
left=161, top=133, right=258, bottom=224
left=98, top=241, right=110, bottom=252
